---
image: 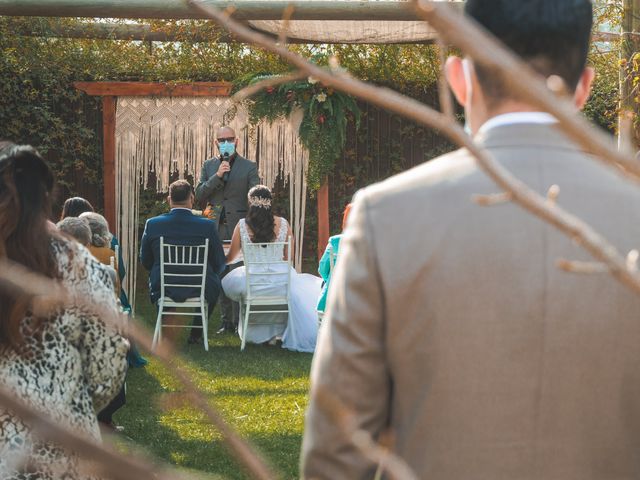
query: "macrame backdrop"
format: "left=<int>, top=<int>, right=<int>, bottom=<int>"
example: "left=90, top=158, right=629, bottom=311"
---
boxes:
left=114, top=96, right=309, bottom=312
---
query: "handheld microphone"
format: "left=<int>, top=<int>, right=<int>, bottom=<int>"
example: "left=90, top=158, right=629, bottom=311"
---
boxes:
left=222, top=152, right=230, bottom=182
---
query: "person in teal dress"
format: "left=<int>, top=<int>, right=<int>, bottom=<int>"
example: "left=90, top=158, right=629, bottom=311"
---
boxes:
left=317, top=204, right=352, bottom=314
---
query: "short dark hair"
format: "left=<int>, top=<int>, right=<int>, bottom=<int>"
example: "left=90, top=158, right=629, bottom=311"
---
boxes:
left=169, top=180, right=193, bottom=203
left=465, top=0, right=593, bottom=100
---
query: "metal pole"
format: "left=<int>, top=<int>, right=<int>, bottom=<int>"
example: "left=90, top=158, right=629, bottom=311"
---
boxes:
left=0, top=0, right=462, bottom=21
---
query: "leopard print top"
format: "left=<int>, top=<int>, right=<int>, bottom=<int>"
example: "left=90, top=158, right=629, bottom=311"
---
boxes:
left=0, top=238, right=129, bottom=479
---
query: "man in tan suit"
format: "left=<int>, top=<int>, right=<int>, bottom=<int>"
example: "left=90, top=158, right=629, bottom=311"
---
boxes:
left=302, top=1, right=640, bottom=478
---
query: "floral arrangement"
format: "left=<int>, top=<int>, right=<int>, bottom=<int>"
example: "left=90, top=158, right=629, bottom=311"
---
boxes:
left=235, top=71, right=361, bottom=189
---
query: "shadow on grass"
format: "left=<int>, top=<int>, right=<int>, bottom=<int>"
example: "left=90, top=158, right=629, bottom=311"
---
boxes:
left=115, top=365, right=304, bottom=480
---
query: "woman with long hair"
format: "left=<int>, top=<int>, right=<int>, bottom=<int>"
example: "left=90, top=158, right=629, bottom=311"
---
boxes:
left=223, top=185, right=321, bottom=352
left=0, top=141, right=128, bottom=478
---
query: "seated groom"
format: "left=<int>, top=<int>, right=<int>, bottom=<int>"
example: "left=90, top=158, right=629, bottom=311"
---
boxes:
left=140, top=179, right=226, bottom=345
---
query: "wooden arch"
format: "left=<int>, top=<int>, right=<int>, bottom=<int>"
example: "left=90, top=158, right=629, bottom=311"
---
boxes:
left=74, top=81, right=329, bottom=258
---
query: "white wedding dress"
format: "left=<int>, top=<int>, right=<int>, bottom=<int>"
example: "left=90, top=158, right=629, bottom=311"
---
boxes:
left=222, top=218, right=322, bottom=352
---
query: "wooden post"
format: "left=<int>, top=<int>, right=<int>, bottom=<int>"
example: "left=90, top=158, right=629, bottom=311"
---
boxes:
left=619, top=0, right=640, bottom=150
left=102, top=96, right=116, bottom=230
left=317, top=176, right=329, bottom=260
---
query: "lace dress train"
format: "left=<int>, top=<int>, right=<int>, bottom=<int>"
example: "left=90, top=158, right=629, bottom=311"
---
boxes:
left=222, top=218, right=321, bottom=352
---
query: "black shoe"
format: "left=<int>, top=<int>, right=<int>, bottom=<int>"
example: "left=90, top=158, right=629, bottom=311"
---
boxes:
left=187, top=335, right=202, bottom=345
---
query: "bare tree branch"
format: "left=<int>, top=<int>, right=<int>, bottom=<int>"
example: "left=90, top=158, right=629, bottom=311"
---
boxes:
left=185, top=0, right=640, bottom=298
left=472, top=192, right=512, bottom=206
left=278, top=3, right=296, bottom=45
left=546, top=184, right=560, bottom=205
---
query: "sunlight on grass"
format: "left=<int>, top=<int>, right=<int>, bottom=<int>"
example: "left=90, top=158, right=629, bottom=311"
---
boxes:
left=115, top=297, right=313, bottom=479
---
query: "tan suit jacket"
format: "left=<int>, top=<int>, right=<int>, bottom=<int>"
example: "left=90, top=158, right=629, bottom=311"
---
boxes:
left=302, top=123, right=640, bottom=479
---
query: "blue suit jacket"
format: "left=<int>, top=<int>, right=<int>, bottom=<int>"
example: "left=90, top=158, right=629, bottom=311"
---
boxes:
left=139, top=209, right=226, bottom=305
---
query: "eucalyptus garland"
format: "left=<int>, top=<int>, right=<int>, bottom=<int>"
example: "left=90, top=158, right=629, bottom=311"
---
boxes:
left=236, top=72, right=360, bottom=190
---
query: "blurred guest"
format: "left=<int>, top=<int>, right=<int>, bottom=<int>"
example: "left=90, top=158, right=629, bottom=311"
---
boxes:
left=0, top=141, right=128, bottom=477
left=60, top=196, right=147, bottom=367
left=57, top=217, right=91, bottom=247
left=79, top=211, right=126, bottom=432
left=80, top=212, right=119, bottom=291
left=316, top=203, right=352, bottom=316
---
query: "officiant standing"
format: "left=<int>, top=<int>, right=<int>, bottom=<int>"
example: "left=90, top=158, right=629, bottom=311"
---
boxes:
left=196, top=125, right=260, bottom=333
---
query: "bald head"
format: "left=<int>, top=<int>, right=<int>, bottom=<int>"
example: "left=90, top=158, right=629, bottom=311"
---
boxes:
left=215, top=125, right=238, bottom=158
left=216, top=126, right=236, bottom=138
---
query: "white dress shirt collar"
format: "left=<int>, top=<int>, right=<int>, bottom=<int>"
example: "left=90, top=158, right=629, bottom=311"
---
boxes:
left=477, top=112, right=557, bottom=136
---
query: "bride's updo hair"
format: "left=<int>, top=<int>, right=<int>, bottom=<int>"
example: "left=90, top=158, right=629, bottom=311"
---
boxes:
left=246, top=185, right=275, bottom=243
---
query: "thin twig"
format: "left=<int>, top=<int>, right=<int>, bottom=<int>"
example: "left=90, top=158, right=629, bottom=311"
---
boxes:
left=472, top=192, right=512, bottom=206
left=0, top=259, right=277, bottom=480
left=185, top=0, right=640, bottom=297
left=232, top=71, right=306, bottom=103
left=278, top=3, right=296, bottom=45
left=436, top=36, right=454, bottom=119
left=556, top=259, right=609, bottom=274
left=546, top=184, right=560, bottom=205
left=315, top=388, right=419, bottom=480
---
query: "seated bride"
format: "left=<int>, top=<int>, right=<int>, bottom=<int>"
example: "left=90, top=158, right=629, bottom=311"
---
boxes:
left=222, top=185, right=321, bottom=352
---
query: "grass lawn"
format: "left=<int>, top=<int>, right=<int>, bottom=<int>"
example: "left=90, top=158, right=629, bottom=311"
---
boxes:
left=112, top=293, right=314, bottom=479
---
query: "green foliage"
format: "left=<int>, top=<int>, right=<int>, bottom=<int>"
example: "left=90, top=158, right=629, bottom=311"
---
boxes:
left=235, top=71, right=361, bottom=189
left=0, top=19, right=105, bottom=206
left=584, top=49, right=619, bottom=133
left=0, top=13, right=623, bottom=222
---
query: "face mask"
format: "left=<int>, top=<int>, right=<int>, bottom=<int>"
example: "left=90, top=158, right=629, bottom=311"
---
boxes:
left=219, top=141, right=235, bottom=157
left=462, top=58, right=473, bottom=135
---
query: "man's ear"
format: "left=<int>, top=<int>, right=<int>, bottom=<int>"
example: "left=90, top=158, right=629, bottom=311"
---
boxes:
left=167, top=195, right=171, bottom=205
left=445, top=56, right=469, bottom=107
left=574, top=67, right=595, bottom=110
